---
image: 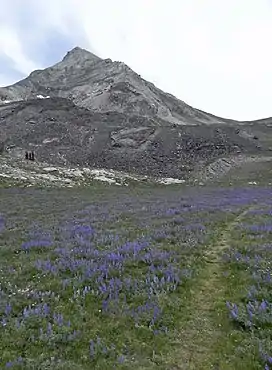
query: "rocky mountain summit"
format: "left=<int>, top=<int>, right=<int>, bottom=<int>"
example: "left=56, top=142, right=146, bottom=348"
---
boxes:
left=0, top=47, right=223, bottom=125
left=0, top=47, right=271, bottom=182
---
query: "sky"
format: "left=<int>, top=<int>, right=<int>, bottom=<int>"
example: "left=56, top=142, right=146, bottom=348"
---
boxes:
left=0, top=0, right=272, bottom=121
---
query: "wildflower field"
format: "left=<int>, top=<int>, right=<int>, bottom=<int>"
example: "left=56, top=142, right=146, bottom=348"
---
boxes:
left=0, top=184, right=271, bottom=369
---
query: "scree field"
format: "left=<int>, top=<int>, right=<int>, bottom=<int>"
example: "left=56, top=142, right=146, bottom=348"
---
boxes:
left=0, top=183, right=272, bottom=370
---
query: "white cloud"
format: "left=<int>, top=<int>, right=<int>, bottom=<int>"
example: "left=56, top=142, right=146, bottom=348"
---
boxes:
left=0, top=27, right=40, bottom=75
left=0, top=0, right=272, bottom=120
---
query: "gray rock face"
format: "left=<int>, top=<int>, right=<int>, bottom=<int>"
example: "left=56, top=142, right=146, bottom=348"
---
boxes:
left=0, top=47, right=226, bottom=125
left=0, top=47, right=271, bottom=179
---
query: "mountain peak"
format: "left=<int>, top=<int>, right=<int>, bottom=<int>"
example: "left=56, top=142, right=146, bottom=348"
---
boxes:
left=62, top=46, right=101, bottom=63
left=0, top=45, right=270, bottom=182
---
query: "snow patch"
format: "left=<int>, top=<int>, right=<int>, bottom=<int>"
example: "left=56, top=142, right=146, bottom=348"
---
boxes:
left=93, top=174, right=117, bottom=184
left=43, top=167, right=59, bottom=172
left=37, top=95, right=50, bottom=99
left=43, top=138, right=59, bottom=144
left=158, top=177, right=186, bottom=185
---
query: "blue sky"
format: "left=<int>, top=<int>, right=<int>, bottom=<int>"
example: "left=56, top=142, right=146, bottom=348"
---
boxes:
left=1, top=0, right=272, bottom=120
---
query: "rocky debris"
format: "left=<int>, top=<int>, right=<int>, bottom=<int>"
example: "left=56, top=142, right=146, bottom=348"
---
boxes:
left=194, top=155, right=272, bottom=183
left=0, top=155, right=187, bottom=187
left=0, top=97, right=266, bottom=179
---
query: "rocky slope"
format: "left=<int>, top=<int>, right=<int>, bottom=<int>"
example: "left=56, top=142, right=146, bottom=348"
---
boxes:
left=0, top=47, right=271, bottom=181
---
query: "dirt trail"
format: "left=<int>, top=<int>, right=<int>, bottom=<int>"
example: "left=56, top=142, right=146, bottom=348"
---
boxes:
left=172, top=208, right=251, bottom=370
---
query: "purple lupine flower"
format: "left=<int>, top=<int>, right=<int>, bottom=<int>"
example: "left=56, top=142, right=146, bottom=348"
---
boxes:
left=1, top=317, right=7, bottom=327
left=0, top=215, right=5, bottom=233
left=226, top=302, right=239, bottom=320
left=47, top=322, right=53, bottom=336
left=266, top=356, right=272, bottom=365
left=90, top=340, right=95, bottom=357
left=118, top=355, right=125, bottom=363
left=4, top=303, right=12, bottom=316
left=259, top=300, right=268, bottom=312
left=53, top=312, right=64, bottom=326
